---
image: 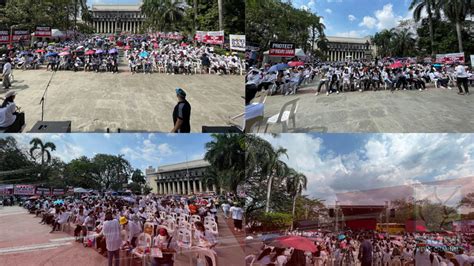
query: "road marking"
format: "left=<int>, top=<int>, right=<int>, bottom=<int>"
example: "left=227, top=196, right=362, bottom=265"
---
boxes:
left=49, top=237, right=76, bottom=242
left=0, top=242, right=72, bottom=255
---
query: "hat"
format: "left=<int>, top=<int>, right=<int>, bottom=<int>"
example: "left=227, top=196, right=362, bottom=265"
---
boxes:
left=119, top=216, right=128, bottom=225
left=4, top=91, right=16, bottom=99
left=175, top=88, right=186, bottom=98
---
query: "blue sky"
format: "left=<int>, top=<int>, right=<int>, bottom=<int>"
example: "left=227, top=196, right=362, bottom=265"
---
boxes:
left=292, top=0, right=415, bottom=38
left=261, top=134, right=474, bottom=203
left=7, top=133, right=212, bottom=173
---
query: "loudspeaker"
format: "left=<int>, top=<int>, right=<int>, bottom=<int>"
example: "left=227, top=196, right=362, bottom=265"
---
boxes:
left=201, top=126, right=243, bottom=133
left=29, top=121, right=72, bottom=133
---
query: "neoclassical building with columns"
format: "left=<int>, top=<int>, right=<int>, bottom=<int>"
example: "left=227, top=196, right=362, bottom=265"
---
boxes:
left=317, top=36, right=376, bottom=62
left=90, top=4, right=145, bottom=34
left=146, top=159, right=215, bottom=195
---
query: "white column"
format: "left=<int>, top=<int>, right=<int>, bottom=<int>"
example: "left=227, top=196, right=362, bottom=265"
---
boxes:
left=212, top=184, right=216, bottom=192
left=199, top=181, right=203, bottom=193
left=166, top=182, right=170, bottom=194
left=192, top=180, right=196, bottom=194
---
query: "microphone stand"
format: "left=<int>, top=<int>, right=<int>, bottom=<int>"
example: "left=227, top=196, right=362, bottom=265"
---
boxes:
left=39, top=67, right=56, bottom=122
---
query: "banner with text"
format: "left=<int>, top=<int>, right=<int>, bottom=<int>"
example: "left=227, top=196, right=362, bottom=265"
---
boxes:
left=230, top=35, right=246, bottom=51
left=269, top=42, right=295, bottom=57
left=36, top=187, right=51, bottom=196
left=52, top=188, right=65, bottom=195
left=203, top=31, right=225, bottom=45
left=0, top=30, right=9, bottom=44
left=435, top=52, right=465, bottom=64
left=13, top=185, right=36, bottom=195
left=12, top=30, right=30, bottom=42
left=194, top=31, right=205, bottom=42
left=35, top=26, right=51, bottom=37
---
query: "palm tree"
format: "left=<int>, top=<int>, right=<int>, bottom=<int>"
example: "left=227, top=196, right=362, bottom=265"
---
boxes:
left=391, top=29, right=416, bottom=57
left=372, top=29, right=394, bottom=57
left=29, top=138, right=56, bottom=166
left=141, top=0, right=188, bottom=31
left=205, top=134, right=245, bottom=194
left=263, top=147, right=289, bottom=213
left=410, top=0, right=438, bottom=56
left=440, top=0, right=471, bottom=52
left=286, top=169, right=308, bottom=222
left=218, top=0, right=223, bottom=30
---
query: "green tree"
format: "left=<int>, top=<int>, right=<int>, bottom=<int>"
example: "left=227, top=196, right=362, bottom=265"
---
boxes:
left=91, top=154, right=132, bottom=191
left=141, top=0, right=188, bottom=31
left=410, top=0, right=438, bottom=56
left=391, top=29, right=416, bottom=57
left=440, top=0, right=472, bottom=52
left=204, top=134, right=245, bottom=194
left=286, top=169, right=308, bottom=222
left=29, top=138, right=56, bottom=167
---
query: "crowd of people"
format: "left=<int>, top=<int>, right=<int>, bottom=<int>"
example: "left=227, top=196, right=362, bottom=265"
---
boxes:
left=249, top=229, right=474, bottom=266
left=245, top=59, right=473, bottom=105
left=22, top=192, right=244, bottom=266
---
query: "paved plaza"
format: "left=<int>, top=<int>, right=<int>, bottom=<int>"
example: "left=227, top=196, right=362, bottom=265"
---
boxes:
left=258, top=81, right=473, bottom=133
left=1, top=68, right=243, bottom=132
left=0, top=206, right=245, bottom=266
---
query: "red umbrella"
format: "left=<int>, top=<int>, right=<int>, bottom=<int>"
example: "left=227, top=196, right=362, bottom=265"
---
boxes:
left=389, top=61, right=404, bottom=69
left=270, top=236, right=317, bottom=252
left=85, top=50, right=95, bottom=55
left=180, top=42, right=189, bottom=47
left=124, top=45, right=131, bottom=50
left=288, top=61, right=305, bottom=67
left=35, top=49, right=45, bottom=53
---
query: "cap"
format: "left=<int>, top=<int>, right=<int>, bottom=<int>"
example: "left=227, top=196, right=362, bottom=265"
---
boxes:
left=4, top=91, right=16, bottom=99
left=175, top=88, right=186, bottom=98
left=119, top=216, right=128, bottom=225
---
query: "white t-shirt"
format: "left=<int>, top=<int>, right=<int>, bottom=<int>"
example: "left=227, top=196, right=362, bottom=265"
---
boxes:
left=0, top=102, right=17, bottom=128
left=102, top=219, right=122, bottom=251
left=2, top=62, right=11, bottom=76
left=229, top=206, right=243, bottom=220
left=455, top=65, right=468, bottom=78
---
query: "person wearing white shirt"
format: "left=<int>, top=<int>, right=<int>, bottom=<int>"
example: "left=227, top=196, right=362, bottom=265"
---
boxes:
left=0, top=91, right=24, bottom=132
left=229, top=204, right=243, bottom=232
left=2, top=58, right=11, bottom=89
left=100, top=212, right=122, bottom=266
left=127, top=215, right=142, bottom=247
left=455, top=63, right=469, bottom=95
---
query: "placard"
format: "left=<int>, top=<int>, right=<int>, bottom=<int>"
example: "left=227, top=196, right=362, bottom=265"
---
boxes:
left=0, top=30, right=9, bottom=44
left=269, top=42, right=295, bottom=57
left=13, top=185, right=36, bottom=195
left=12, top=30, right=30, bottom=42
left=230, top=35, right=246, bottom=51
left=36, top=187, right=51, bottom=196
left=52, top=188, right=65, bottom=195
left=435, top=52, right=465, bottom=64
left=470, top=55, right=474, bottom=67
left=203, top=31, right=225, bottom=45
left=35, top=26, right=51, bottom=37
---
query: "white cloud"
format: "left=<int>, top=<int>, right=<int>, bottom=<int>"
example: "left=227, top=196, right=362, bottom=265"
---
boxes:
left=325, top=8, right=332, bottom=14
left=348, top=15, right=357, bottom=22
left=335, top=30, right=365, bottom=38
left=259, top=134, right=474, bottom=204
left=359, top=16, right=377, bottom=29
left=359, top=4, right=405, bottom=30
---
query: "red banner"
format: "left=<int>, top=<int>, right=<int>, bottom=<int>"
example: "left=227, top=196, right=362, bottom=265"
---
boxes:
left=269, top=42, right=295, bottom=57
left=194, top=31, right=205, bottom=42
left=13, top=184, right=36, bottom=195
left=0, top=30, right=9, bottom=44
left=12, top=30, right=30, bottom=42
left=202, top=31, right=224, bottom=45
left=436, top=52, right=465, bottom=64
left=35, top=26, right=51, bottom=37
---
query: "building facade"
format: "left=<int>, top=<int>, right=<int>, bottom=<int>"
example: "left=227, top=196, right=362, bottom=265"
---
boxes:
left=90, top=4, right=145, bottom=34
left=320, top=36, right=376, bottom=62
left=146, top=159, right=214, bottom=195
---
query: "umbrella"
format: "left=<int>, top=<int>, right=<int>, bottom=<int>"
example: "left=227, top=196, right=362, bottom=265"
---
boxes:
left=53, top=199, right=64, bottom=205
left=35, top=49, right=45, bottom=53
left=261, top=233, right=282, bottom=243
left=45, top=52, right=58, bottom=57
left=392, top=240, right=403, bottom=247
left=19, top=51, right=29, bottom=56
left=288, top=61, right=305, bottom=67
left=124, top=45, right=131, bottom=50
left=268, top=63, right=289, bottom=73
left=85, top=50, right=95, bottom=55
left=108, top=48, right=118, bottom=54
left=29, top=195, right=40, bottom=200
left=139, top=51, right=149, bottom=58
left=63, top=47, right=70, bottom=51
left=180, top=43, right=189, bottom=47
left=338, top=234, right=346, bottom=241
left=59, top=51, right=70, bottom=56
left=75, top=46, right=84, bottom=51
left=389, top=61, right=404, bottom=69
left=95, top=49, right=104, bottom=54
left=269, top=236, right=317, bottom=252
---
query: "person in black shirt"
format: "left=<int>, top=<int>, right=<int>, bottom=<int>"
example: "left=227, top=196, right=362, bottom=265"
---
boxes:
left=172, top=88, right=191, bottom=133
